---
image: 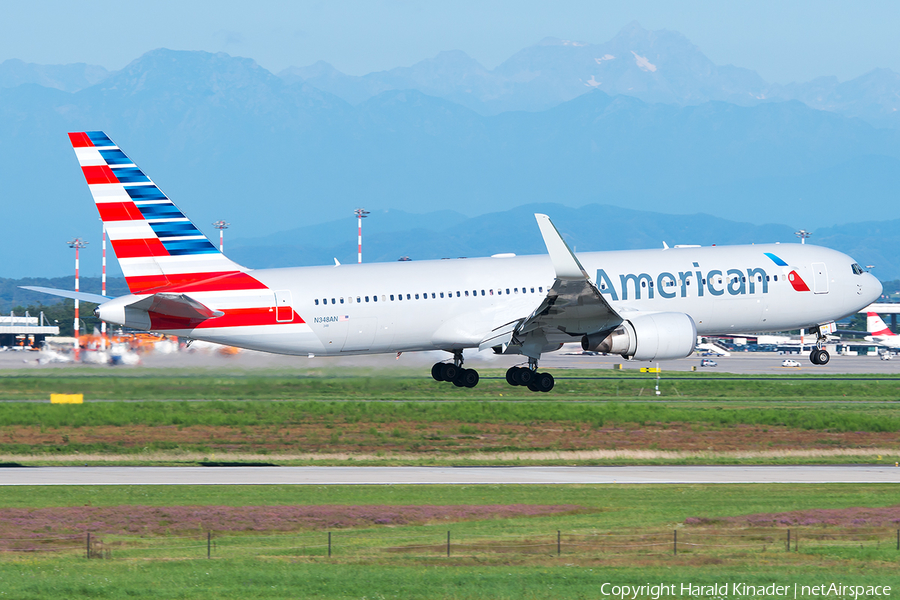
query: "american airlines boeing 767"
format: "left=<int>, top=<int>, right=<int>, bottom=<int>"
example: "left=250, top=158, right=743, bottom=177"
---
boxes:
left=26, top=132, right=882, bottom=392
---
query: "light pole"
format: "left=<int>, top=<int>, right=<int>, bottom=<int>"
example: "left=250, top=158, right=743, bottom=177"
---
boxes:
left=354, top=209, right=369, bottom=263
left=795, top=230, right=811, bottom=244
left=67, top=237, right=88, bottom=357
left=213, top=220, right=229, bottom=253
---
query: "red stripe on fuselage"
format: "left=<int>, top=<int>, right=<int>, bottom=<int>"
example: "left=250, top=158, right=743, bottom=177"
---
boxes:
left=82, top=165, right=119, bottom=185
left=148, top=306, right=305, bottom=331
left=111, top=238, right=169, bottom=259
left=124, top=271, right=268, bottom=294
left=68, top=132, right=93, bottom=147
left=96, top=201, right=145, bottom=222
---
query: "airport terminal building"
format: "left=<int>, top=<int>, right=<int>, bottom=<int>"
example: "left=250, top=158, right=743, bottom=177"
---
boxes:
left=0, top=313, right=59, bottom=348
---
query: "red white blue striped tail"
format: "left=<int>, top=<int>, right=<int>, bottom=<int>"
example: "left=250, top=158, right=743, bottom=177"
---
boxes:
left=68, top=131, right=258, bottom=294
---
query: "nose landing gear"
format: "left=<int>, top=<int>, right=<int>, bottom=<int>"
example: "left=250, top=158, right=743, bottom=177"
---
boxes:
left=431, top=350, right=479, bottom=388
left=809, top=325, right=831, bottom=365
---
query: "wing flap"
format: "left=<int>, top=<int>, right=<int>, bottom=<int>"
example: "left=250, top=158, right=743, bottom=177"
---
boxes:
left=478, top=319, right=520, bottom=351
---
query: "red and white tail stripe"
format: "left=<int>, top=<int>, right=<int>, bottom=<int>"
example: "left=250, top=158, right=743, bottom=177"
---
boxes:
left=866, top=312, right=896, bottom=337
left=68, top=131, right=261, bottom=295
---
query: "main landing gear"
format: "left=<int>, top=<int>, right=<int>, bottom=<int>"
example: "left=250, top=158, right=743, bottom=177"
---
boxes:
left=431, top=350, right=480, bottom=388
left=505, top=358, right=554, bottom=393
left=809, top=326, right=830, bottom=366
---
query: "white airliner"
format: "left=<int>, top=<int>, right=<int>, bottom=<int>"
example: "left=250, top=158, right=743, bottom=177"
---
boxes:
left=866, top=312, right=900, bottom=348
left=25, top=132, right=883, bottom=391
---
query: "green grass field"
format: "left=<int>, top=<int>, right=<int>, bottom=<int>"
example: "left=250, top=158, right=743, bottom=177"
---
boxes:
left=0, top=368, right=898, bottom=465
left=2, top=367, right=900, bottom=401
left=0, top=398, right=897, bottom=431
left=0, top=484, right=898, bottom=598
left=0, top=366, right=898, bottom=597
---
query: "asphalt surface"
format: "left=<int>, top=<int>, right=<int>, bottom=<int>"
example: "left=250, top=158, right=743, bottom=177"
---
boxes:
left=0, top=465, right=897, bottom=485
left=5, top=346, right=900, bottom=375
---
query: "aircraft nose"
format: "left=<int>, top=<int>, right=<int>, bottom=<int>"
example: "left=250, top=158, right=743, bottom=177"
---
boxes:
left=863, top=272, right=883, bottom=304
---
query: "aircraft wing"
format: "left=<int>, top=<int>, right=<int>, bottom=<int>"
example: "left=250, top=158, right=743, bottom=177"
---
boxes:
left=511, top=215, right=623, bottom=350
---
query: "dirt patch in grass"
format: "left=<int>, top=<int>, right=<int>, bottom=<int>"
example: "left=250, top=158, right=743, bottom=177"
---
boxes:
left=0, top=504, right=585, bottom=540
left=685, top=505, right=900, bottom=528
left=5, top=420, right=899, bottom=455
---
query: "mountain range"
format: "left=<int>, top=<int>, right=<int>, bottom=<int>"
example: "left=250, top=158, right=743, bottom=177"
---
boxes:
left=225, top=202, right=900, bottom=281
left=1, top=23, right=899, bottom=279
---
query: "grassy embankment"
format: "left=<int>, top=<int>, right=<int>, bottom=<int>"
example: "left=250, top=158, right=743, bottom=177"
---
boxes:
left=0, top=484, right=898, bottom=598
left=0, top=369, right=898, bottom=464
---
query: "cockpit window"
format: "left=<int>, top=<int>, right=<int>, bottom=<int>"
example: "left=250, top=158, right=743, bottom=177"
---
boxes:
left=851, top=263, right=864, bottom=275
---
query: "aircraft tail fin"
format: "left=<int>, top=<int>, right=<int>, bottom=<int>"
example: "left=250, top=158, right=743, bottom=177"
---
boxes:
left=68, top=131, right=256, bottom=295
left=866, top=312, right=896, bottom=336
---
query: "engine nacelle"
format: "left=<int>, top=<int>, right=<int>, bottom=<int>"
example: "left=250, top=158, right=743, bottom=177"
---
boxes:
left=582, top=312, right=697, bottom=361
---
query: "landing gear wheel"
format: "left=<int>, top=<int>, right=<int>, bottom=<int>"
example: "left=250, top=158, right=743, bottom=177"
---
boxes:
left=506, top=367, right=520, bottom=386
left=809, top=349, right=820, bottom=365
left=454, top=368, right=479, bottom=388
left=442, top=363, right=459, bottom=381
left=535, top=372, right=555, bottom=392
left=431, top=363, right=445, bottom=381
left=816, top=349, right=830, bottom=365
left=518, top=368, right=534, bottom=386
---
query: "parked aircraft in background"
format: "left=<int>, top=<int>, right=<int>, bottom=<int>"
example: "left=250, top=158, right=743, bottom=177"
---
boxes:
left=24, top=132, right=883, bottom=391
left=866, top=312, right=900, bottom=349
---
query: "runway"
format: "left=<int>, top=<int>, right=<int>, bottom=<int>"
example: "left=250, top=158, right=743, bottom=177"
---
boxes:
left=0, top=465, right=897, bottom=485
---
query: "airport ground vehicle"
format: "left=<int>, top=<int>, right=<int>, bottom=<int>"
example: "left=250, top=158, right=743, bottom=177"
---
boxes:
left=700, top=358, right=717, bottom=367
left=782, top=359, right=802, bottom=367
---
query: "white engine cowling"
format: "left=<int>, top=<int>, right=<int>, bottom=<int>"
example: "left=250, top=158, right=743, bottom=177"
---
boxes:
left=582, top=312, right=697, bottom=361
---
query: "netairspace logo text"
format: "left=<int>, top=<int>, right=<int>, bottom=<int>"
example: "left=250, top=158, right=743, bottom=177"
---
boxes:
left=600, top=582, right=891, bottom=599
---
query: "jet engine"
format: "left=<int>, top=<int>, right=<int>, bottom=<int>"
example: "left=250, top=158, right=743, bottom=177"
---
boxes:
left=581, top=312, right=697, bottom=361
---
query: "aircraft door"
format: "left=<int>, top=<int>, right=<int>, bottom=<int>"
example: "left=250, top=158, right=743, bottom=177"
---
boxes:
left=811, top=263, right=829, bottom=294
left=342, top=317, right=378, bottom=352
left=274, top=290, right=293, bottom=322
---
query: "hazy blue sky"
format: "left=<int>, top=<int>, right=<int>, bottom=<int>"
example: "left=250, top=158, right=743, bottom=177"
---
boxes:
left=3, top=1, right=899, bottom=83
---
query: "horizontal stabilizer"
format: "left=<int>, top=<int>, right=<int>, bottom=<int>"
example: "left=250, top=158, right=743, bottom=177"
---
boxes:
left=19, top=286, right=111, bottom=304
left=128, top=293, right=224, bottom=320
